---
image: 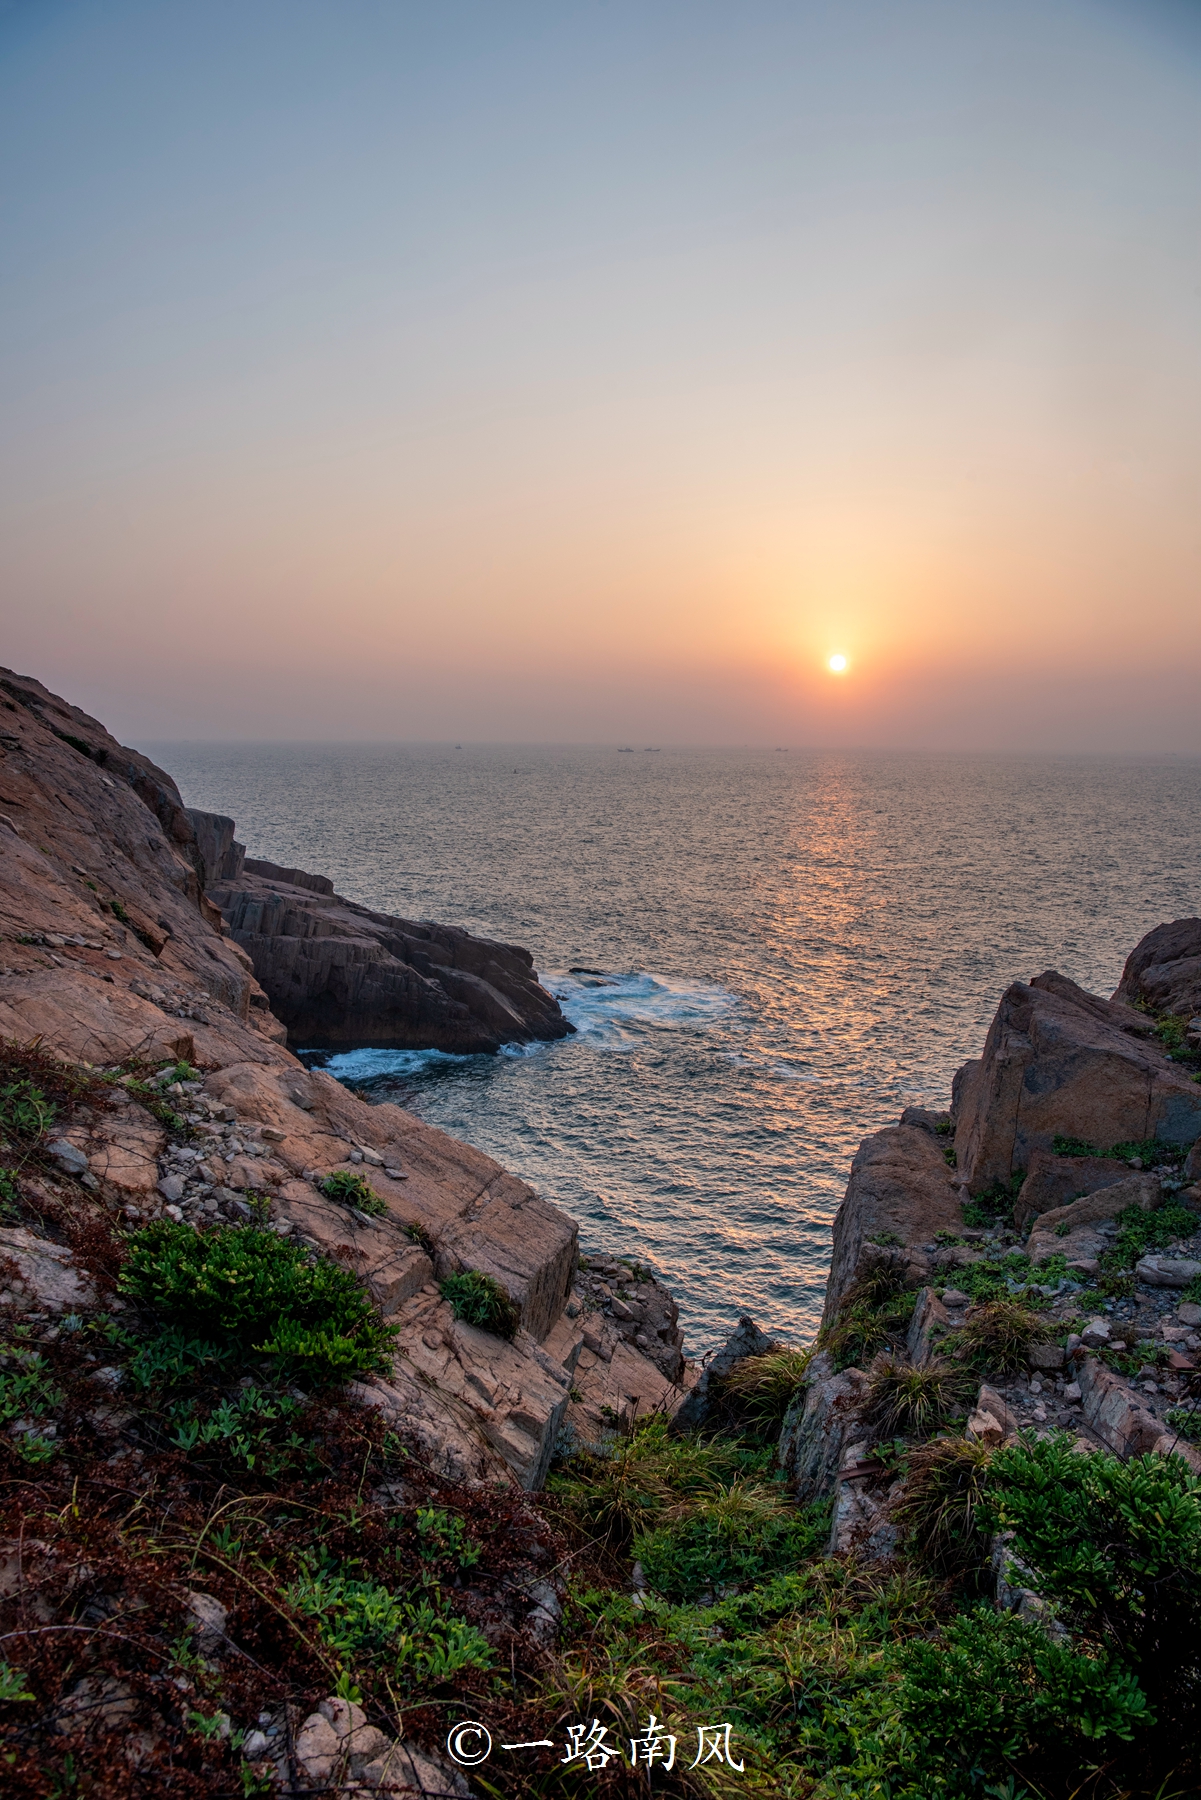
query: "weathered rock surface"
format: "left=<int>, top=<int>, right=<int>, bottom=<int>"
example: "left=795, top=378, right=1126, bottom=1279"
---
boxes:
left=1114, top=916, right=1201, bottom=1019
left=671, top=1314, right=776, bottom=1432
left=0, top=1226, right=95, bottom=1312
left=1024, top=1173, right=1159, bottom=1265
left=0, top=668, right=676, bottom=1496
left=1014, top=1148, right=1140, bottom=1229
left=823, top=1122, right=962, bottom=1322
left=1077, top=1355, right=1164, bottom=1458
left=953, top=970, right=1201, bottom=1190
left=204, top=841, right=573, bottom=1054
left=906, top=1286, right=951, bottom=1365
left=778, top=1351, right=868, bottom=1502
left=1136, top=1254, right=1201, bottom=1288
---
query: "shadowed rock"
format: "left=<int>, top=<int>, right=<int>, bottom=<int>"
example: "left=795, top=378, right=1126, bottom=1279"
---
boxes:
left=202, top=843, right=574, bottom=1054
left=1114, top=917, right=1201, bottom=1019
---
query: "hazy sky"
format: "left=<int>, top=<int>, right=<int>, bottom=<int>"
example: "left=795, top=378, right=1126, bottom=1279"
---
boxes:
left=2, top=0, right=1200, bottom=748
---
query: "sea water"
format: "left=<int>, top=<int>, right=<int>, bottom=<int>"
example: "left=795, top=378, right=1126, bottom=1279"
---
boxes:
left=149, top=743, right=1201, bottom=1354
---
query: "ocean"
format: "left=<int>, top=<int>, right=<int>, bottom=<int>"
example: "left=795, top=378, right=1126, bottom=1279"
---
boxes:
left=148, top=743, right=1201, bottom=1355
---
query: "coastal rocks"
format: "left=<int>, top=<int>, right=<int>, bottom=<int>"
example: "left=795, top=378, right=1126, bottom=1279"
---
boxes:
left=671, top=1314, right=775, bottom=1432
left=1024, top=1173, right=1159, bottom=1266
left=0, top=1227, right=95, bottom=1312
left=1077, top=1356, right=1164, bottom=1458
left=1135, top=1254, right=1201, bottom=1288
left=778, top=1352, right=868, bottom=1502
left=574, top=1254, right=685, bottom=1383
left=966, top=1383, right=1020, bottom=1446
left=953, top=970, right=1201, bottom=1191
left=1114, top=916, right=1201, bottom=1019
left=1014, top=1148, right=1139, bottom=1230
left=205, top=848, right=573, bottom=1054
left=822, top=1123, right=962, bottom=1323
left=906, top=1287, right=950, bottom=1365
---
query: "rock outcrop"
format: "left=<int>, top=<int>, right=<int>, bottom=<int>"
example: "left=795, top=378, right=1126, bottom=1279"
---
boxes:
left=1114, top=916, right=1201, bottom=1019
left=953, top=969, right=1201, bottom=1191
left=0, top=667, right=675, bottom=1495
left=200, top=838, right=573, bottom=1054
left=822, top=1122, right=963, bottom=1321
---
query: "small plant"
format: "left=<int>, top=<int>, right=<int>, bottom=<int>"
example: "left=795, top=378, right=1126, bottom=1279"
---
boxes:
left=319, top=1170, right=388, bottom=1217
left=820, top=1260, right=917, bottom=1372
left=943, top=1144, right=958, bottom=1166
left=962, top=1173, right=1023, bottom=1229
left=167, top=1386, right=307, bottom=1475
left=439, top=1269, right=520, bottom=1340
left=110, top=898, right=129, bottom=923
left=632, top=1482, right=825, bottom=1602
left=119, top=1221, right=397, bottom=1382
left=287, top=1559, right=493, bottom=1683
left=0, top=1660, right=34, bottom=1703
left=404, top=1220, right=435, bottom=1254
left=953, top=1300, right=1056, bottom=1376
left=894, top=1433, right=995, bottom=1572
left=864, top=1355, right=975, bottom=1439
left=415, top=1505, right=481, bottom=1574
left=0, top=1079, right=55, bottom=1140
left=1052, top=1134, right=1102, bottom=1158
left=0, top=1340, right=63, bottom=1464
left=867, top=1230, right=903, bottom=1247
left=715, top=1346, right=814, bottom=1437
left=1165, top=1405, right=1201, bottom=1446
left=0, top=1167, right=19, bottom=1219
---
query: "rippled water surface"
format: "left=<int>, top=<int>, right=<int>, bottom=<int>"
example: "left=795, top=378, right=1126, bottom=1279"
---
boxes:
left=150, top=744, right=1201, bottom=1353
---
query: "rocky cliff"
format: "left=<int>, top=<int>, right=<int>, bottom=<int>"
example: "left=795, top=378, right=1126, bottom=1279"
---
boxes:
left=0, top=666, right=678, bottom=1497
left=198, top=835, right=573, bottom=1054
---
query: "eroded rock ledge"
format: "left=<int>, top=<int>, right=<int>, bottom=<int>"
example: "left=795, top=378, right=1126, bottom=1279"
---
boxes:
left=188, top=809, right=574, bottom=1054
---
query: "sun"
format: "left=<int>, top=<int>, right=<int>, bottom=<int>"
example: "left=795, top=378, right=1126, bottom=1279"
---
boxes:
left=827, top=653, right=848, bottom=674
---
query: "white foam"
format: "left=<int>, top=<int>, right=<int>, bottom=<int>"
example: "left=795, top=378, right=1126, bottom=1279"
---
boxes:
left=551, top=969, right=738, bottom=1039
left=321, top=1045, right=476, bottom=1081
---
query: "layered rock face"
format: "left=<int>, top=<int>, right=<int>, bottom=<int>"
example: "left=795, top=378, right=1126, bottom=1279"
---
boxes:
left=0, top=668, right=681, bottom=1493
left=200, top=836, right=574, bottom=1054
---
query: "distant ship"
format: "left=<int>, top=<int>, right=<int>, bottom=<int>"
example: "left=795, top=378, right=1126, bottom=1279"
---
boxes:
left=617, top=746, right=635, bottom=752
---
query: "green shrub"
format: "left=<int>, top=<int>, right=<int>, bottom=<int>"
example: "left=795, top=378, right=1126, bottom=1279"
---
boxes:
left=633, top=1483, right=827, bottom=1602
left=1107, top=1202, right=1198, bottom=1271
left=119, top=1221, right=396, bottom=1382
left=890, top=1608, right=1150, bottom=1776
left=864, top=1356, right=975, bottom=1440
left=287, top=1560, right=493, bottom=1684
left=985, top=1433, right=1201, bottom=1716
left=439, top=1269, right=519, bottom=1340
left=404, top=1220, right=434, bottom=1254
left=125, top=1325, right=238, bottom=1391
left=319, top=1170, right=388, bottom=1217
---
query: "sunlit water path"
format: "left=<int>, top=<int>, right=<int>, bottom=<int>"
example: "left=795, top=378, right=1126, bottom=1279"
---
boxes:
left=152, top=745, right=1201, bottom=1354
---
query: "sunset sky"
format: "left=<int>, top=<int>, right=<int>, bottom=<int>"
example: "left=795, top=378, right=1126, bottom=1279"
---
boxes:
left=2, top=0, right=1200, bottom=749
